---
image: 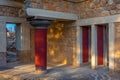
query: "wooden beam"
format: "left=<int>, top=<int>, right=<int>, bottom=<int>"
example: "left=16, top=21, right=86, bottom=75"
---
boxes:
left=0, top=16, right=26, bottom=23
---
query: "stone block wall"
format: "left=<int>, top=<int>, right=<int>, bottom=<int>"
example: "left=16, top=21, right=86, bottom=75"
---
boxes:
left=0, top=5, right=21, bottom=17
left=0, top=22, right=6, bottom=66
left=77, top=0, right=120, bottom=19
left=114, top=22, right=120, bottom=71
left=25, top=0, right=78, bottom=14
left=0, top=53, right=6, bottom=66
left=47, top=22, right=76, bottom=66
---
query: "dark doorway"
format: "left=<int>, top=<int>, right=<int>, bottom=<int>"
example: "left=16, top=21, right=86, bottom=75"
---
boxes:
left=82, top=26, right=91, bottom=63
left=97, top=26, right=104, bottom=65
left=96, top=24, right=109, bottom=66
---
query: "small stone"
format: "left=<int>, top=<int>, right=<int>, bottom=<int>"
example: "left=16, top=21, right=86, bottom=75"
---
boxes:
left=110, top=10, right=117, bottom=14
left=116, top=4, right=120, bottom=9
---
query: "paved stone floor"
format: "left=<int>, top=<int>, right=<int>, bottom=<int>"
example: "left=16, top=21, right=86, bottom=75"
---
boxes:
left=0, top=63, right=120, bottom=80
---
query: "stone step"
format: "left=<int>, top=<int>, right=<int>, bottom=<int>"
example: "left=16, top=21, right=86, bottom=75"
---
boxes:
left=7, top=51, right=17, bottom=56
left=7, top=57, right=19, bottom=62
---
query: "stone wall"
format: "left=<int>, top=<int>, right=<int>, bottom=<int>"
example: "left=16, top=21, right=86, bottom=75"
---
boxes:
left=0, top=22, right=6, bottom=66
left=47, top=22, right=76, bottom=67
left=114, top=22, right=120, bottom=71
left=77, top=0, right=120, bottom=19
left=0, top=53, right=6, bottom=66
left=0, top=5, right=21, bottom=17
left=25, top=0, right=78, bottom=14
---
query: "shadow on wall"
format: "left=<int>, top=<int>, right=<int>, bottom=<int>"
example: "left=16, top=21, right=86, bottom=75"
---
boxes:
left=47, top=21, right=76, bottom=67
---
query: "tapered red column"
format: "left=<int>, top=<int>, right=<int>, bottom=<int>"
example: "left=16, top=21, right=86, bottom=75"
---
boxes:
left=91, top=24, right=97, bottom=69
left=34, top=29, right=47, bottom=71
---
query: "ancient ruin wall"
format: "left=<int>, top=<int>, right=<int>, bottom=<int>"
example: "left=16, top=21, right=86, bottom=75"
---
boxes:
left=25, top=0, right=78, bottom=14
left=47, top=22, right=77, bottom=66
left=114, top=23, right=120, bottom=71
left=77, top=0, right=120, bottom=19
left=0, top=5, right=21, bottom=17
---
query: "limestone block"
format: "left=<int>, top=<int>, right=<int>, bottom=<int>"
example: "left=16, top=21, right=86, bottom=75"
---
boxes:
left=116, top=4, right=120, bottom=9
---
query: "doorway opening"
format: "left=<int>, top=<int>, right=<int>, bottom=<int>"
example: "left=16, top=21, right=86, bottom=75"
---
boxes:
left=81, top=26, right=91, bottom=64
left=6, top=23, right=19, bottom=63
left=96, top=24, right=109, bottom=67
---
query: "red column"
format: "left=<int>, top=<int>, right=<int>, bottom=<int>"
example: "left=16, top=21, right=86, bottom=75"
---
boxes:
left=34, top=29, right=47, bottom=71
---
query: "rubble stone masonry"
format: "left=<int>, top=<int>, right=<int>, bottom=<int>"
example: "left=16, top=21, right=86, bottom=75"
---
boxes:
left=114, top=23, right=120, bottom=71
left=47, top=22, right=76, bottom=66
left=77, top=0, right=120, bottom=19
left=25, top=0, right=78, bottom=14
left=0, top=5, right=21, bottom=17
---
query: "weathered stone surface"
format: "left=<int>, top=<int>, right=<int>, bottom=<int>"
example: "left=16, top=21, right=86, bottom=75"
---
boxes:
left=25, top=0, right=78, bottom=14
left=0, top=5, right=21, bottom=17
left=0, top=1, right=26, bottom=18
left=114, top=22, right=120, bottom=72
left=18, top=50, right=31, bottom=63
left=47, top=22, right=76, bottom=66
left=0, top=22, right=6, bottom=52
left=0, top=52, right=6, bottom=66
left=77, top=0, right=120, bottom=19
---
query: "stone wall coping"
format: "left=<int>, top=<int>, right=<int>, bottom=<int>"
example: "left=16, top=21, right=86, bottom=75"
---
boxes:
left=0, top=0, right=23, bottom=8
left=0, top=16, right=26, bottom=23
left=26, top=8, right=78, bottom=20
left=78, top=14, right=120, bottom=26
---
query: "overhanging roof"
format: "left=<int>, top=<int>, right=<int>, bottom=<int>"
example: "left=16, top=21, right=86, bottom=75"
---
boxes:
left=26, top=8, right=78, bottom=20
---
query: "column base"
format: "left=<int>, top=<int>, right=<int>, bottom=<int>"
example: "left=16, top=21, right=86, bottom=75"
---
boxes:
left=35, top=67, right=47, bottom=74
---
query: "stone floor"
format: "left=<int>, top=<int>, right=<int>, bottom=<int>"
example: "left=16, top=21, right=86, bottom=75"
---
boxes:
left=0, top=63, right=120, bottom=80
